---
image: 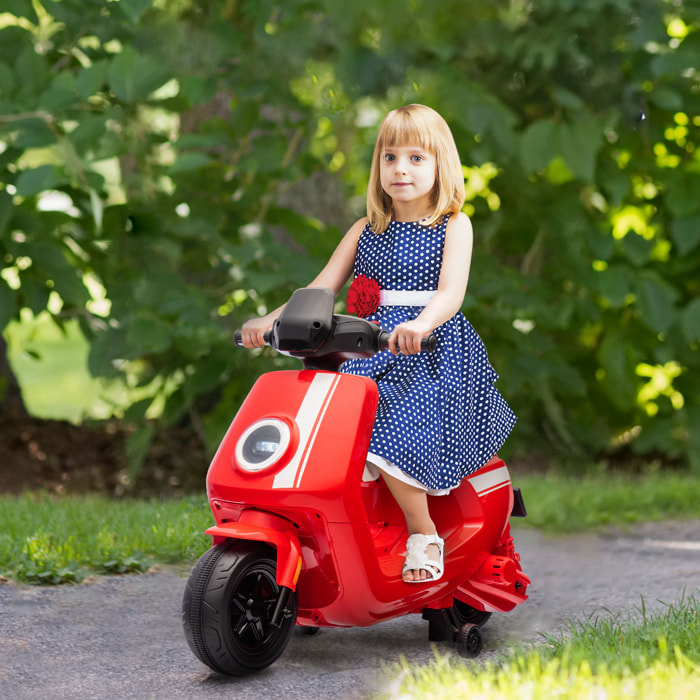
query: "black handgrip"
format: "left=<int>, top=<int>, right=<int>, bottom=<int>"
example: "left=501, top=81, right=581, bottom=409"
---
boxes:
left=233, top=330, right=271, bottom=347
left=422, top=334, right=438, bottom=352
left=378, top=331, right=437, bottom=353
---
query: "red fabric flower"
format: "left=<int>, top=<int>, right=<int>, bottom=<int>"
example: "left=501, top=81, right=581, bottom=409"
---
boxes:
left=346, top=275, right=381, bottom=317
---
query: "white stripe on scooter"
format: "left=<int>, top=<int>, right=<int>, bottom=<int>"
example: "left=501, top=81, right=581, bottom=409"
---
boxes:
left=294, top=375, right=340, bottom=488
left=273, top=373, right=340, bottom=489
left=468, top=465, right=511, bottom=497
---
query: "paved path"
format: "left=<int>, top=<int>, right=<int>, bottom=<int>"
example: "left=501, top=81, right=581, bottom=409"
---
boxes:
left=1, top=520, right=699, bottom=699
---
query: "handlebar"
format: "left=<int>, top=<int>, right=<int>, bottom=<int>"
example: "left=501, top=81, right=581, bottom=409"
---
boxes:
left=378, top=331, right=437, bottom=353
left=233, top=328, right=437, bottom=352
left=233, top=330, right=271, bottom=348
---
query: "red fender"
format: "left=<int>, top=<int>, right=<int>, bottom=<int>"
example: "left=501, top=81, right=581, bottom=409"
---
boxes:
left=206, top=510, right=303, bottom=590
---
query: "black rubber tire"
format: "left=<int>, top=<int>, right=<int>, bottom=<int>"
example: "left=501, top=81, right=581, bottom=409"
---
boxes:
left=452, top=598, right=492, bottom=628
left=456, top=622, right=483, bottom=659
left=182, top=541, right=298, bottom=676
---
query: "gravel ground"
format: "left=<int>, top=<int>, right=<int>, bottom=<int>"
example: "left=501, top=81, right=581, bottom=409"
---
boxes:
left=1, top=520, right=699, bottom=700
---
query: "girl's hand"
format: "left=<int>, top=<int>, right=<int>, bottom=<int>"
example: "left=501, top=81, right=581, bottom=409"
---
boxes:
left=387, top=319, right=433, bottom=356
left=240, top=316, right=273, bottom=348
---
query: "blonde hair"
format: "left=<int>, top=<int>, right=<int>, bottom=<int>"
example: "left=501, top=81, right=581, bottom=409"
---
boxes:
left=366, top=104, right=466, bottom=233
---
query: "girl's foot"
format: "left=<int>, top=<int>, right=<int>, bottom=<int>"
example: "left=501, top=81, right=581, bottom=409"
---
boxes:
left=402, top=533, right=444, bottom=582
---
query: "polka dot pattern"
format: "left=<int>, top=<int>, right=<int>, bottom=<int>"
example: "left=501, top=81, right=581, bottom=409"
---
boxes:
left=341, top=217, right=517, bottom=491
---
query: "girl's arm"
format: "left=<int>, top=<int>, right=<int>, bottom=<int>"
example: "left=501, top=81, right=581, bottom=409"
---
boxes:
left=387, top=212, right=474, bottom=356
left=240, top=217, right=367, bottom=348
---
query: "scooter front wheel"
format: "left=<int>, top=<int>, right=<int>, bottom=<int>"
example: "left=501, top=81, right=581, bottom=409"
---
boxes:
left=182, top=541, right=298, bottom=676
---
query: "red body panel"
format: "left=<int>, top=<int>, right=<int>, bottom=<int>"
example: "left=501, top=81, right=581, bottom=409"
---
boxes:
left=205, top=369, right=529, bottom=628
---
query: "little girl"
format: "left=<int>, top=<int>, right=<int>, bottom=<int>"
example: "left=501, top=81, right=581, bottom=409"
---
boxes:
left=241, top=104, right=516, bottom=583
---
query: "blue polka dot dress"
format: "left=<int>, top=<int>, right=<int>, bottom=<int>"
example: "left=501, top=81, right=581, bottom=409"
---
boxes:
left=341, top=216, right=516, bottom=492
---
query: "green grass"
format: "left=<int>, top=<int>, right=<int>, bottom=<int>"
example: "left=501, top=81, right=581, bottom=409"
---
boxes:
left=0, top=494, right=212, bottom=584
left=513, top=469, right=700, bottom=533
left=540, top=594, right=700, bottom=675
left=383, top=594, right=700, bottom=699
left=1, top=470, right=699, bottom=583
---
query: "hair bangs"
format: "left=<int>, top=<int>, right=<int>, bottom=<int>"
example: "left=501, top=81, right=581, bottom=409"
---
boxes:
left=377, top=108, right=438, bottom=155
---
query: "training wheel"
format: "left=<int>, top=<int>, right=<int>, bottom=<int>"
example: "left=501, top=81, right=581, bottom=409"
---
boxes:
left=455, top=623, right=482, bottom=659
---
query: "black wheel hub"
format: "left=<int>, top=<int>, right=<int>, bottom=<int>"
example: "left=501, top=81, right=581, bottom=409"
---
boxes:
left=231, top=572, right=279, bottom=646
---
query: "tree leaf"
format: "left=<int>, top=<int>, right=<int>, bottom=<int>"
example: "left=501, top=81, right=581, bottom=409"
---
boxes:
left=551, top=86, right=584, bottom=110
left=680, top=297, right=700, bottom=344
left=649, top=87, right=684, bottom=111
left=651, top=34, right=700, bottom=78
left=599, top=167, right=630, bottom=206
left=665, top=173, right=700, bottom=218
left=15, top=45, right=49, bottom=95
left=107, top=46, right=171, bottom=102
left=620, top=232, right=653, bottom=267
left=549, top=361, right=587, bottom=397
left=0, top=278, right=16, bottom=331
left=15, top=165, right=63, bottom=197
left=39, top=72, right=78, bottom=112
left=0, top=189, right=13, bottom=240
left=596, top=331, right=638, bottom=411
left=24, top=241, right=90, bottom=306
left=169, top=152, right=212, bottom=173
left=75, top=60, right=109, bottom=100
left=67, top=114, right=109, bottom=153
left=0, top=61, right=16, bottom=96
left=124, top=397, right=154, bottom=422
left=595, top=264, right=635, bottom=309
left=558, top=114, right=602, bottom=183
left=13, top=118, right=56, bottom=149
left=118, top=0, right=154, bottom=24
left=125, top=316, right=172, bottom=357
left=670, top=215, right=700, bottom=255
left=2, top=0, right=38, bottom=21
left=520, top=120, right=558, bottom=172
left=88, top=328, right=126, bottom=377
left=126, top=424, right=155, bottom=480
left=22, top=280, right=51, bottom=315
left=635, top=275, right=677, bottom=335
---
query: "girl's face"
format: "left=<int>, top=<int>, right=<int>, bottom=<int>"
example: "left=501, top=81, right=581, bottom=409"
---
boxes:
left=379, top=143, right=437, bottom=217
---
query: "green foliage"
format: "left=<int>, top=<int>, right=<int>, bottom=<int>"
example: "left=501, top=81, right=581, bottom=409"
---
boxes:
left=0, top=1, right=698, bottom=471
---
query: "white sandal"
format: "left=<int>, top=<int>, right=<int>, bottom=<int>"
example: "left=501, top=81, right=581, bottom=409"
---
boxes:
left=402, top=533, right=444, bottom=583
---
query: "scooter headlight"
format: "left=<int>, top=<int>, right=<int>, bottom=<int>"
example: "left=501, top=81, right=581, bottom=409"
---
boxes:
left=234, top=419, right=291, bottom=473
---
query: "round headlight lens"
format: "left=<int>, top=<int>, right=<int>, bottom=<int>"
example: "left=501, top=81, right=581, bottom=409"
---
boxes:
left=234, top=419, right=291, bottom=473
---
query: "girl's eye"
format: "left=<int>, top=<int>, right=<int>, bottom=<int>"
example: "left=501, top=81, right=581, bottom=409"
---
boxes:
left=411, top=155, right=424, bottom=162
left=384, top=153, right=395, bottom=162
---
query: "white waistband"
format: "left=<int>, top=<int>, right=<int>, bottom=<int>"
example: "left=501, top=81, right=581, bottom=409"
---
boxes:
left=380, top=289, right=436, bottom=306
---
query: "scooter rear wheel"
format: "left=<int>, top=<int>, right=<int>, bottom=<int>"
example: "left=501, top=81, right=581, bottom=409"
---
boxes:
left=452, top=599, right=492, bottom=628
left=182, top=541, right=298, bottom=676
left=456, top=622, right=483, bottom=659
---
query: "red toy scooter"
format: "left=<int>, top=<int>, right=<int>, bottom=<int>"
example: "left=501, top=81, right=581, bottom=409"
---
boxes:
left=182, top=287, right=529, bottom=676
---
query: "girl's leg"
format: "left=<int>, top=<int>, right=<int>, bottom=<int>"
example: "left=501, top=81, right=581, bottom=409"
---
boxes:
left=379, top=471, right=441, bottom=582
